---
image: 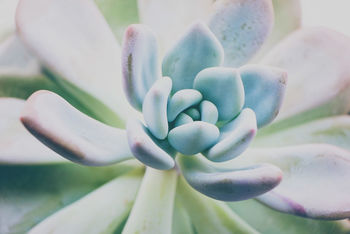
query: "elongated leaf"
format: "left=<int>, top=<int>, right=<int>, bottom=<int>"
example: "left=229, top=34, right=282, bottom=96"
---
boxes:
left=28, top=169, right=143, bottom=234
left=260, top=28, right=350, bottom=134
left=16, top=0, right=133, bottom=127
left=252, top=0, right=302, bottom=61
left=0, top=98, right=64, bottom=165
left=122, top=168, right=177, bottom=234
left=0, top=161, right=139, bottom=234
left=178, top=154, right=281, bottom=201
left=229, top=199, right=350, bottom=234
left=177, top=176, right=258, bottom=234
left=231, top=144, right=350, bottom=219
left=254, top=115, right=350, bottom=150
left=21, top=91, right=133, bottom=166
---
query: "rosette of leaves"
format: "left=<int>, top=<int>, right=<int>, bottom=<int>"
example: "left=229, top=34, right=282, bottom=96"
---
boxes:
left=1, top=0, right=350, bottom=233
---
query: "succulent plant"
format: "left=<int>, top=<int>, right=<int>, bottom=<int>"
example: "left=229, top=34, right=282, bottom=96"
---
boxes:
left=2, top=0, right=350, bottom=233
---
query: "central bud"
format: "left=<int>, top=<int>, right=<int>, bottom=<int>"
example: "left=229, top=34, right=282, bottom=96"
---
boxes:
left=141, top=67, right=245, bottom=156
left=167, top=88, right=220, bottom=155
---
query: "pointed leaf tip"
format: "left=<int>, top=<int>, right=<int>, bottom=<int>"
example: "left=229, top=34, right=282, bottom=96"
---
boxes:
left=162, top=22, right=224, bottom=93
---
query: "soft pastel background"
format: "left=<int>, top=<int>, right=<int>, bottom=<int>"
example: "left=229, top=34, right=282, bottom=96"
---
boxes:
left=301, top=0, right=350, bottom=36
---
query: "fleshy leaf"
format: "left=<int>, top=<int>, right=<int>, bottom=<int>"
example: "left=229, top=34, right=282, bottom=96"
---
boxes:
left=162, top=22, right=224, bottom=93
left=28, top=169, right=143, bottom=234
left=142, top=77, right=172, bottom=140
left=0, top=161, right=139, bottom=233
left=173, top=113, right=193, bottom=128
left=16, top=0, right=132, bottom=126
left=260, top=28, right=350, bottom=134
left=230, top=199, right=350, bottom=234
left=122, top=168, right=177, bottom=234
left=122, top=24, right=160, bottom=110
left=126, top=119, right=175, bottom=170
left=137, top=0, right=213, bottom=51
left=167, top=89, right=202, bottom=122
left=168, top=121, right=219, bottom=155
left=177, top=154, right=282, bottom=201
left=21, top=91, right=133, bottom=166
left=254, top=115, right=350, bottom=150
left=0, top=34, right=66, bottom=100
left=194, top=67, right=244, bottom=122
left=251, top=0, right=302, bottom=61
left=199, top=100, right=218, bottom=124
left=236, top=144, right=350, bottom=219
left=207, top=0, right=274, bottom=67
left=177, top=175, right=259, bottom=234
left=185, top=108, right=200, bottom=120
left=172, top=196, right=195, bottom=234
left=0, top=98, right=64, bottom=164
left=204, top=108, right=257, bottom=162
left=239, top=64, right=287, bottom=128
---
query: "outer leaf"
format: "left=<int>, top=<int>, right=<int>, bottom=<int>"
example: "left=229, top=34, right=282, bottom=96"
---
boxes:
left=260, top=28, right=350, bottom=134
left=254, top=115, right=350, bottom=150
left=28, top=169, right=143, bottom=234
left=0, top=98, right=64, bottom=164
left=230, top=199, right=350, bottom=234
left=0, top=34, right=65, bottom=100
left=122, top=168, right=177, bottom=234
left=208, top=0, right=274, bottom=67
left=172, top=197, right=195, bottom=234
left=177, top=176, right=259, bottom=234
left=0, top=161, right=139, bottom=234
left=234, top=144, right=350, bottom=219
left=177, top=154, right=282, bottom=201
left=252, top=0, right=302, bottom=61
left=137, top=0, right=213, bottom=51
left=16, top=0, right=132, bottom=127
left=122, top=24, right=160, bottom=110
left=21, top=91, right=133, bottom=166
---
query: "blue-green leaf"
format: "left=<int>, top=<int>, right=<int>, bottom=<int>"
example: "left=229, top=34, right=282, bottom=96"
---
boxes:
left=162, top=22, right=223, bottom=93
left=204, top=108, right=257, bottom=162
left=240, top=64, right=287, bottom=128
left=208, top=0, right=274, bottom=66
left=177, top=154, right=282, bottom=201
left=168, top=121, right=219, bottom=155
left=122, top=24, right=160, bottom=110
left=194, top=67, right=244, bottom=122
